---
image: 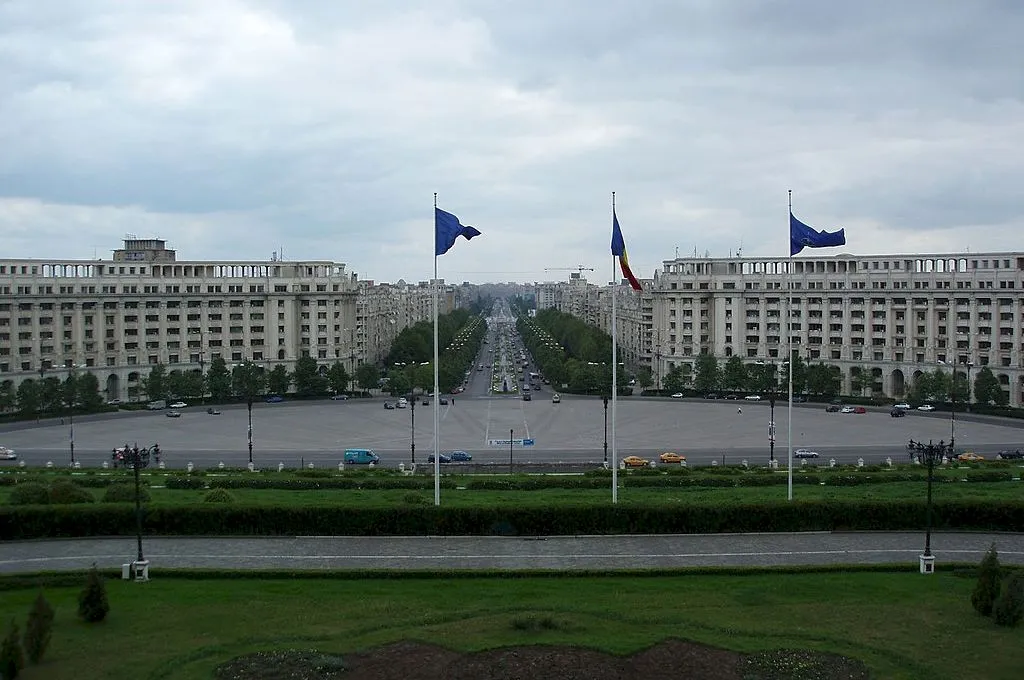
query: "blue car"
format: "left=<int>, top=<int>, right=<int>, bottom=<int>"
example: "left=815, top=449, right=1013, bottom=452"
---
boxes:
left=448, top=450, right=472, bottom=462
left=428, top=453, right=452, bottom=464
left=265, top=395, right=284, bottom=403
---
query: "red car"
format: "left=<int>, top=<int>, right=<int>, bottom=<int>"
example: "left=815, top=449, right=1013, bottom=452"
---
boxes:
left=853, top=406, right=867, bottom=414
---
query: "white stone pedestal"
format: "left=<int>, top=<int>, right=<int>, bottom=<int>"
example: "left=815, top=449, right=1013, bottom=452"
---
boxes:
left=919, top=554, right=936, bottom=574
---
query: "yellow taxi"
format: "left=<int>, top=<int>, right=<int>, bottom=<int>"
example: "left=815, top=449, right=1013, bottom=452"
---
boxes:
left=659, top=452, right=686, bottom=464
left=622, top=455, right=649, bottom=468
left=957, top=452, right=985, bottom=462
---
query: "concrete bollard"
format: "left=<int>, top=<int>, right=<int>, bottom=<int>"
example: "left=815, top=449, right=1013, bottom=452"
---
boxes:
left=218, top=462, right=225, bottom=470
left=398, top=462, right=405, bottom=473
left=247, top=462, right=255, bottom=473
left=308, top=462, right=315, bottom=469
left=158, top=461, right=165, bottom=470
left=711, top=460, right=718, bottom=467
left=829, top=458, right=837, bottom=468
left=801, top=459, right=807, bottom=467
left=886, top=457, right=893, bottom=468
left=278, top=462, right=285, bottom=472
left=186, top=462, right=194, bottom=473
left=857, top=457, right=865, bottom=468
left=741, top=459, right=748, bottom=468
left=101, top=461, right=109, bottom=470
left=680, top=460, right=687, bottom=467
left=941, top=455, right=949, bottom=465
left=73, top=461, right=81, bottom=469
left=46, top=461, right=53, bottom=468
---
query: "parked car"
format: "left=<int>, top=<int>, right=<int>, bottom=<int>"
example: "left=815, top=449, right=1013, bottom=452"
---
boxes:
left=853, top=406, right=867, bottom=414
left=997, top=450, right=1024, bottom=460
left=0, top=446, right=16, bottom=460
left=331, top=394, right=349, bottom=401
left=794, top=449, right=820, bottom=458
left=265, top=395, right=284, bottom=403
left=890, top=408, right=906, bottom=418
left=166, top=410, right=182, bottom=418
left=659, top=452, right=686, bottom=464
left=790, top=395, right=807, bottom=403
left=344, top=448, right=380, bottom=465
left=957, top=452, right=985, bottom=462
left=840, top=406, right=855, bottom=413
left=744, top=395, right=762, bottom=401
left=704, top=393, right=720, bottom=400
left=428, top=453, right=452, bottom=464
left=894, top=402, right=911, bottom=410
left=169, top=401, right=187, bottom=409
left=724, top=394, right=738, bottom=400
left=552, top=394, right=561, bottom=403
left=397, top=397, right=408, bottom=408
left=106, top=399, right=122, bottom=406
left=383, top=402, right=396, bottom=410
left=422, top=398, right=429, bottom=406
left=522, top=393, right=532, bottom=401
left=448, top=450, right=472, bottom=462
left=917, top=404, right=936, bottom=412
left=206, top=407, right=221, bottom=415
left=670, top=393, right=684, bottom=399
left=623, top=455, right=649, bottom=468
left=825, top=405, right=841, bottom=413
left=439, top=397, right=449, bottom=405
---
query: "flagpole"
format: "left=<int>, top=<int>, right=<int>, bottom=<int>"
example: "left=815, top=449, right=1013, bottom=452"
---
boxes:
left=787, top=189, right=794, bottom=501
left=433, top=192, right=441, bottom=506
left=611, top=191, right=619, bottom=504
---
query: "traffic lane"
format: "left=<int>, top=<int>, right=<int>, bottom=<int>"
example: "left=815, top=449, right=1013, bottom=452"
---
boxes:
left=10, top=445, right=1024, bottom=469
left=2, top=532, right=1021, bottom=573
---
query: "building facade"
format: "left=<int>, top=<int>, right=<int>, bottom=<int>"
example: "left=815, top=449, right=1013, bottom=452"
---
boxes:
left=566, top=251, right=1024, bottom=406
left=0, top=239, right=445, bottom=402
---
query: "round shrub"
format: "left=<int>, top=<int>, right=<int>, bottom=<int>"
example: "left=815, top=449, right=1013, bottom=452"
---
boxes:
left=8, top=482, right=50, bottom=505
left=993, top=572, right=1024, bottom=627
left=101, top=483, right=151, bottom=503
left=403, top=492, right=429, bottom=505
left=48, top=480, right=94, bottom=505
left=203, top=488, right=236, bottom=503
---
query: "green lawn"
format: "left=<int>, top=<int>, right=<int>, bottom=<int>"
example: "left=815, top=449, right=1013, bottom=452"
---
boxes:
left=0, top=571, right=1020, bottom=680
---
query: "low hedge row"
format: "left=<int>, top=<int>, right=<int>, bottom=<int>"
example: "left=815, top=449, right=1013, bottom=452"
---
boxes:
left=2, top=500, right=1023, bottom=540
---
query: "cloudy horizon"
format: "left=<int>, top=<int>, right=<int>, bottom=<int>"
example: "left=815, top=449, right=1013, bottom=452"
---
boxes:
left=2, top=1, right=1022, bottom=284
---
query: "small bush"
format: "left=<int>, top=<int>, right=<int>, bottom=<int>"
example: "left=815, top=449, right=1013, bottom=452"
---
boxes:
left=203, top=488, right=236, bottom=503
left=23, top=592, right=54, bottom=664
left=972, top=544, right=1002, bottom=617
left=77, top=567, right=109, bottom=623
left=48, top=480, right=93, bottom=505
left=8, top=483, right=50, bottom=506
left=510, top=614, right=565, bottom=631
left=165, top=476, right=206, bottom=490
left=101, top=483, right=151, bottom=503
left=0, top=619, right=25, bottom=679
left=993, top=572, right=1024, bottom=627
left=402, top=492, right=429, bottom=505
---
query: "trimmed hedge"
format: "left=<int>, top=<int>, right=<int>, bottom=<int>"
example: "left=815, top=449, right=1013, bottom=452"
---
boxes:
left=1, top=500, right=1023, bottom=540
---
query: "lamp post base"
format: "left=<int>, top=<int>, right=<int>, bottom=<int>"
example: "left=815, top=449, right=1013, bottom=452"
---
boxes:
left=919, top=554, right=936, bottom=575
left=128, top=559, right=151, bottom=582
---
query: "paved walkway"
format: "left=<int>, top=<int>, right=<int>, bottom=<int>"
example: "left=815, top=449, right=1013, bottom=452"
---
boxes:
left=2, top=532, right=1022, bottom=573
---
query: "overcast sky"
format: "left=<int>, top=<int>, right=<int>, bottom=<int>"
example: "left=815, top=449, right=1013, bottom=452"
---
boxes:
left=2, top=1, right=1022, bottom=284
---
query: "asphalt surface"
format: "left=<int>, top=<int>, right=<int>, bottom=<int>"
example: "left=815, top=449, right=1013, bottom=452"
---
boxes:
left=3, top=532, right=1022, bottom=573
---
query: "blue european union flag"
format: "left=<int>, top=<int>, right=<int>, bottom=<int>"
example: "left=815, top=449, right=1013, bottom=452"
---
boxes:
left=435, top=207, right=482, bottom=256
left=790, top=213, right=846, bottom=256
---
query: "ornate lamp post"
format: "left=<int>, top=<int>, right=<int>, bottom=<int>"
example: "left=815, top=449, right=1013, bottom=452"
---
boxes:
left=125, top=443, right=149, bottom=581
left=964, top=360, right=974, bottom=413
left=908, top=439, right=948, bottom=574
left=65, top=363, right=80, bottom=466
left=408, top=392, right=416, bottom=465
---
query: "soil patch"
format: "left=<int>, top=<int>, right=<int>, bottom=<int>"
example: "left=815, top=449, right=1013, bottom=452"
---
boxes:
left=215, top=639, right=872, bottom=680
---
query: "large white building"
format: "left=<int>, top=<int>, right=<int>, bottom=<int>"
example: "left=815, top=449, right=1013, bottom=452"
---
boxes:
left=0, top=238, right=451, bottom=402
left=540, top=251, right=1024, bottom=407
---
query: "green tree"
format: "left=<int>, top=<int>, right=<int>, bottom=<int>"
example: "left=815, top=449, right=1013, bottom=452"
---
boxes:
left=232, top=362, right=267, bottom=403
left=291, top=356, right=325, bottom=397
left=412, top=363, right=434, bottom=392
left=636, top=366, right=653, bottom=391
left=165, top=369, right=188, bottom=400
left=722, top=356, right=748, bottom=391
left=386, top=368, right=411, bottom=396
left=662, top=365, right=686, bottom=393
left=206, top=357, right=231, bottom=402
left=356, top=364, right=381, bottom=392
left=748, top=362, right=778, bottom=395
left=74, top=372, right=104, bottom=411
left=16, top=380, right=40, bottom=416
left=326, top=361, right=350, bottom=394
left=77, top=566, right=109, bottom=623
left=38, top=377, right=63, bottom=413
left=23, top=591, right=54, bottom=665
left=972, top=544, right=1002, bottom=617
left=806, top=363, right=841, bottom=397
left=181, top=370, right=205, bottom=401
left=848, top=365, right=870, bottom=395
left=779, top=353, right=808, bottom=396
left=141, top=363, right=168, bottom=401
left=0, top=619, right=24, bottom=680
left=0, top=381, right=14, bottom=412
left=993, top=572, right=1024, bottom=627
left=692, top=353, right=720, bottom=394
left=267, top=365, right=290, bottom=396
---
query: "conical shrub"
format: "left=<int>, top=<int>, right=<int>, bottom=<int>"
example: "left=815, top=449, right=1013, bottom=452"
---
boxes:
left=971, top=544, right=1002, bottom=617
left=77, top=566, right=110, bottom=623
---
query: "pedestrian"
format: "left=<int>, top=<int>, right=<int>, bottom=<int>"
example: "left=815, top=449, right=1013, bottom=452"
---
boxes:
left=452, top=397, right=455, bottom=406
left=737, top=407, right=742, bottom=414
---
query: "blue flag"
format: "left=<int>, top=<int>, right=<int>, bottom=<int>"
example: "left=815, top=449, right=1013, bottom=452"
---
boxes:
left=435, top=207, right=482, bottom=256
left=790, top=213, right=846, bottom=256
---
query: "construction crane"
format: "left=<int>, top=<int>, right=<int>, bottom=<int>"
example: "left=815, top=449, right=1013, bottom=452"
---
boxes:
left=544, top=265, right=595, bottom=274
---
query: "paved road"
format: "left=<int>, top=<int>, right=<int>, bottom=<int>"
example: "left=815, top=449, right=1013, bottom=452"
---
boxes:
left=2, top=532, right=1022, bottom=573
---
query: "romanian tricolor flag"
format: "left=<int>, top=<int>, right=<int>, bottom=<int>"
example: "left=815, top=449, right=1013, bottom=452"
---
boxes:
left=610, top=211, right=642, bottom=291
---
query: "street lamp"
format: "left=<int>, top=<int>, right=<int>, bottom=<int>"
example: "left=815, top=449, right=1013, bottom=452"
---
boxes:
left=602, top=395, right=609, bottom=464
left=118, top=442, right=150, bottom=580
left=908, top=439, right=948, bottom=574
left=65, top=363, right=80, bottom=467
left=964, top=360, right=974, bottom=413
left=938, top=360, right=956, bottom=454
left=408, top=392, right=416, bottom=465
left=247, top=395, right=254, bottom=464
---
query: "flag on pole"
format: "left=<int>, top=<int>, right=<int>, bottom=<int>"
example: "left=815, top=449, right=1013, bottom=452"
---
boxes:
left=435, top=207, right=482, bottom=256
left=789, top=213, right=846, bottom=255
left=610, top=211, right=642, bottom=291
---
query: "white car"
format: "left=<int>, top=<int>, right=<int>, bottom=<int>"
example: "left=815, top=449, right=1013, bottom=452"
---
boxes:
left=894, top=402, right=911, bottom=410
left=840, top=406, right=856, bottom=414
left=744, top=395, right=762, bottom=401
left=670, top=393, right=684, bottom=399
left=794, top=448, right=820, bottom=458
left=0, top=446, right=16, bottom=460
left=169, top=401, right=187, bottom=409
left=917, top=404, right=936, bottom=412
